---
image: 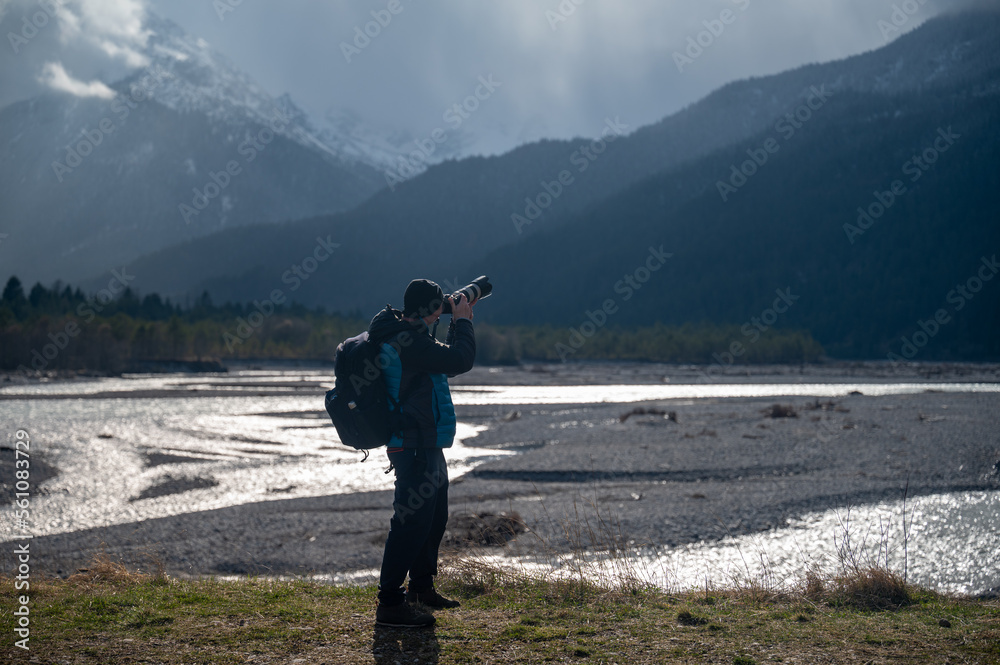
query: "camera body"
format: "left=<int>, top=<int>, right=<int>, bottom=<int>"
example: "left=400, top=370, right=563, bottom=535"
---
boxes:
left=442, top=275, right=493, bottom=314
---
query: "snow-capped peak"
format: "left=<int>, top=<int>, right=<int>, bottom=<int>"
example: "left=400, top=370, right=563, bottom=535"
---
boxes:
left=119, top=12, right=403, bottom=173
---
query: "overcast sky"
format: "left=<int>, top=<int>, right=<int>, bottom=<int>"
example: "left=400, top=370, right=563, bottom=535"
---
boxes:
left=0, top=0, right=979, bottom=157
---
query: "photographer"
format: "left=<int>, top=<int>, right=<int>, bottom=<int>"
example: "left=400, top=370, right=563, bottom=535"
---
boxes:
left=368, top=278, right=476, bottom=628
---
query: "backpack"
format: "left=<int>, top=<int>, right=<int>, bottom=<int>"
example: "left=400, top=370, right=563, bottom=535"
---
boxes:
left=324, top=331, right=402, bottom=460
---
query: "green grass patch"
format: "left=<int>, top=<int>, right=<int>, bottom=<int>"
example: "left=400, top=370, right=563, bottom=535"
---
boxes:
left=1, top=563, right=998, bottom=664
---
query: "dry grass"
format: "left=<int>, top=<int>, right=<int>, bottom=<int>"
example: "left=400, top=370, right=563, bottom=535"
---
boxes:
left=65, top=551, right=168, bottom=586
left=831, top=566, right=911, bottom=610
left=799, top=563, right=911, bottom=610
left=3, top=548, right=998, bottom=664
left=7, top=466, right=991, bottom=662
left=0, top=544, right=1000, bottom=665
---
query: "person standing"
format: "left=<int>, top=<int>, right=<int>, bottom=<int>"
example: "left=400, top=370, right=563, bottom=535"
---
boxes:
left=367, top=278, right=476, bottom=628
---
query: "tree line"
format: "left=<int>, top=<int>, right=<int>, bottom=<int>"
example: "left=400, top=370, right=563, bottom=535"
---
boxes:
left=1, top=276, right=824, bottom=374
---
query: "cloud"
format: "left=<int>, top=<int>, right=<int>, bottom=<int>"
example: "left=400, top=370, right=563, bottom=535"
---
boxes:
left=38, top=60, right=114, bottom=97
left=0, top=0, right=149, bottom=108
left=138, top=0, right=969, bottom=159
left=70, top=0, right=150, bottom=67
left=2, top=0, right=986, bottom=157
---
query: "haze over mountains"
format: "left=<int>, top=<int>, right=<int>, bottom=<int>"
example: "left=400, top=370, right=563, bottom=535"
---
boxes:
left=0, top=13, right=392, bottom=287
left=3, top=9, right=999, bottom=360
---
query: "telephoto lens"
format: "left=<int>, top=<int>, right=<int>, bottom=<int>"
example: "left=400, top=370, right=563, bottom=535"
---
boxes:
left=442, top=276, right=492, bottom=314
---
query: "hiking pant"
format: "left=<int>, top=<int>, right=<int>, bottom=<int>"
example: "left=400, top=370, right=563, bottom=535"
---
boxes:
left=378, top=448, right=449, bottom=605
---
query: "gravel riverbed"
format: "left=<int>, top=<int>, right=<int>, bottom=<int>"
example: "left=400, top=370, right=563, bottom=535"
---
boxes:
left=4, top=362, right=999, bottom=587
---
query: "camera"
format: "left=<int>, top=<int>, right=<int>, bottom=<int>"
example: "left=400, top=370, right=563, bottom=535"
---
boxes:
left=442, top=275, right=493, bottom=314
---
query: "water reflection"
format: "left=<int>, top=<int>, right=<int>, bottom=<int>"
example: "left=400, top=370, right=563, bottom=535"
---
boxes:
left=0, top=391, right=507, bottom=539
left=3, top=373, right=999, bottom=403
left=2, top=371, right=996, bottom=595
left=451, top=382, right=1000, bottom=405
left=474, top=490, right=1000, bottom=596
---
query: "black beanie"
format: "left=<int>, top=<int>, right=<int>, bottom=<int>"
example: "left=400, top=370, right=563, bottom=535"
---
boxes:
left=403, top=279, right=444, bottom=318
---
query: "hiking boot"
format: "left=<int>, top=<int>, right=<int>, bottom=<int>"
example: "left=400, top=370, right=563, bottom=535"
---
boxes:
left=375, top=601, right=436, bottom=628
left=406, top=588, right=461, bottom=609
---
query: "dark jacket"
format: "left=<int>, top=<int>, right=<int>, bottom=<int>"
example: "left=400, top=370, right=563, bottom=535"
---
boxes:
left=367, top=306, right=475, bottom=449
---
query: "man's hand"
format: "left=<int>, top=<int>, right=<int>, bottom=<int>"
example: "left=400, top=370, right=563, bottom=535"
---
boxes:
left=451, top=294, right=473, bottom=320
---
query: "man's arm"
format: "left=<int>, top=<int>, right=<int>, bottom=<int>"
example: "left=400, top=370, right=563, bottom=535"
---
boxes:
left=403, top=318, right=475, bottom=376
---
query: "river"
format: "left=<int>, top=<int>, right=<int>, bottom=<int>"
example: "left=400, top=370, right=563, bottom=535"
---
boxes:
left=1, top=369, right=996, bottom=595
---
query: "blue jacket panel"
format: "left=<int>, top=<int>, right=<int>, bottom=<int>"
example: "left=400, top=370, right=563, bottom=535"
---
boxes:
left=368, top=306, right=475, bottom=449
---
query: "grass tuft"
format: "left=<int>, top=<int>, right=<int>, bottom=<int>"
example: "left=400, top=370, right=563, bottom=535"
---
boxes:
left=66, top=551, right=168, bottom=586
left=677, top=609, right=709, bottom=626
left=803, top=569, right=826, bottom=601
left=831, top=566, right=911, bottom=610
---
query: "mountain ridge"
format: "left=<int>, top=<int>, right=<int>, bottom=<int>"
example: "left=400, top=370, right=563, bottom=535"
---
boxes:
left=0, top=11, right=391, bottom=287
left=115, top=12, right=998, bottom=324
left=5, top=10, right=998, bottom=358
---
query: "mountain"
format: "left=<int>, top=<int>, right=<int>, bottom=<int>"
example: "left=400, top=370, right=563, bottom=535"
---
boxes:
left=0, top=13, right=388, bottom=287
left=117, top=9, right=1000, bottom=361
left=480, top=11, right=1000, bottom=359
left=315, top=107, right=421, bottom=173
